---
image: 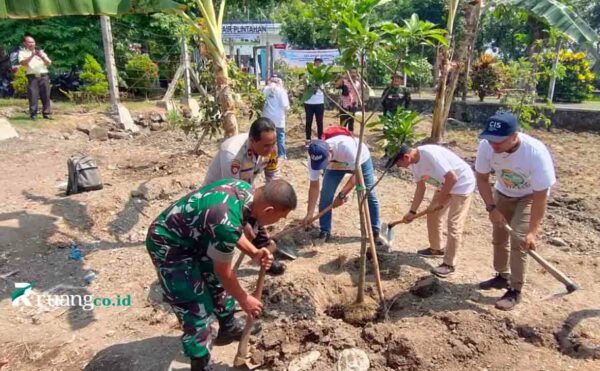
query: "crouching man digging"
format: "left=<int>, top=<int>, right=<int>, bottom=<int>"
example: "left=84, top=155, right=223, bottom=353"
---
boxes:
left=388, top=144, right=475, bottom=277
left=146, top=179, right=297, bottom=370
left=475, top=112, right=556, bottom=311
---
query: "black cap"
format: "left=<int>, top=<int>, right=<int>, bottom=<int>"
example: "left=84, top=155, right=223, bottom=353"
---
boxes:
left=385, top=144, right=411, bottom=169
left=479, top=112, right=519, bottom=143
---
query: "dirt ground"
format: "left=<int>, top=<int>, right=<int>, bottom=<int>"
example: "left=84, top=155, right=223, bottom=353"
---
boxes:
left=1, top=102, right=599, bottom=371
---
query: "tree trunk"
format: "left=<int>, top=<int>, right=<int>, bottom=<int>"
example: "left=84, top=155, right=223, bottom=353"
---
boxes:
left=431, top=0, right=482, bottom=143
left=213, top=52, right=238, bottom=137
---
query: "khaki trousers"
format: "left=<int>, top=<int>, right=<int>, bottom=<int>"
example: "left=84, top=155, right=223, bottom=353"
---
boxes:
left=492, top=191, right=532, bottom=291
left=427, top=193, right=472, bottom=267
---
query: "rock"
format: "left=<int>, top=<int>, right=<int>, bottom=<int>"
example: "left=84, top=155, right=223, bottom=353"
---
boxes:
left=468, top=291, right=481, bottom=302
left=108, top=131, right=131, bottom=140
left=262, top=330, right=284, bottom=350
left=159, top=113, right=167, bottom=122
left=287, top=350, right=320, bottom=371
left=410, top=275, right=440, bottom=298
left=76, top=122, right=94, bottom=134
left=149, top=112, right=162, bottom=122
left=362, top=323, right=386, bottom=345
left=89, top=126, right=109, bottom=141
left=548, top=237, right=568, bottom=247
left=335, top=348, right=369, bottom=371
left=150, top=122, right=162, bottom=131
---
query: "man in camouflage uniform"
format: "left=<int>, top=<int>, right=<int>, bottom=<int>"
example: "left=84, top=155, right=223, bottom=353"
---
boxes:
left=204, top=117, right=286, bottom=275
left=146, top=178, right=297, bottom=370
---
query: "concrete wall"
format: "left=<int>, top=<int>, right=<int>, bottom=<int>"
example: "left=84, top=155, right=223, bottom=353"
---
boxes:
left=365, top=97, right=600, bottom=132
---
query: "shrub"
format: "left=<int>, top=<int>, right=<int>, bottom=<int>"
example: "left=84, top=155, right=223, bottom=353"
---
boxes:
left=470, top=53, right=500, bottom=101
left=80, top=54, right=108, bottom=102
left=537, top=50, right=595, bottom=103
left=11, top=66, right=28, bottom=98
left=124, top=54, right=159, bottom=98
left=407, top=58, right=433, bottom=93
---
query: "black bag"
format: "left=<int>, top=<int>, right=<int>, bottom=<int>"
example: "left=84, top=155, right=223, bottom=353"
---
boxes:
left=66, top=154, right=103, bottom=195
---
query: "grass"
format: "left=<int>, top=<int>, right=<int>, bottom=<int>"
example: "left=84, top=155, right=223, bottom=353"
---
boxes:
left=0, top=98, right=164, bottom=114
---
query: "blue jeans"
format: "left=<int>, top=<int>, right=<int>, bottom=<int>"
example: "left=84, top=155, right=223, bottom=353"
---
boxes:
left=276, top=128, right=286, bottom=158
left=318, top=158, right=380, bottom=235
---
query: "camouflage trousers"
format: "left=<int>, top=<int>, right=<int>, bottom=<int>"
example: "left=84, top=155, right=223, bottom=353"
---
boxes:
left=146, top=239, right=235, bottom=358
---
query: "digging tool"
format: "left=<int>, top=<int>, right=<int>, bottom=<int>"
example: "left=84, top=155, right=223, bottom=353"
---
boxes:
left=233, top=265, right=267, bottom=369
left=234, top=203, right=336, bottom=271
left=383, top=205, right=444, bottom=247
left=503, top=224, right=579, bottom=293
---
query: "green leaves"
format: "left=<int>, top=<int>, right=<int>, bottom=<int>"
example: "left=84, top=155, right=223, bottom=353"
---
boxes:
left=366, top=108, right=425, bottom=155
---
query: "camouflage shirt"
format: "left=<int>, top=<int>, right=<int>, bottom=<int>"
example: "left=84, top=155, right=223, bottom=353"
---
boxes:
left=147, top=179, right=255, bottom=264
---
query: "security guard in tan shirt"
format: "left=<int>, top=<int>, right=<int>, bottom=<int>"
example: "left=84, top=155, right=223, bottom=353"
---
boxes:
left=17, top=35, right=52, bottom=120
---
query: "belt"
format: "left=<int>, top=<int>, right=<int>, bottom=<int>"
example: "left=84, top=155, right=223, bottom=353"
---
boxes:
left=26, top=73, right=48, bottom=78
left=496, top=190, right=532, bottom=200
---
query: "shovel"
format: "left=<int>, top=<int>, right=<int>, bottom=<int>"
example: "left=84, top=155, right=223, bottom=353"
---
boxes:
left=503, top=224, right=578, bottom=293
left=234, top=203, right=336, bottom=271
left=383, top=205, right=443, bottom=247
left=233, top=265, right=267, bottom=369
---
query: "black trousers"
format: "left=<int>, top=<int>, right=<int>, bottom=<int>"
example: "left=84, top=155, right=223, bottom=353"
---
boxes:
left=339, top=106, right=358, bottom=132
left=304, top=103, right=324, bottom=140
left=27, top=74, right=51, bottom=117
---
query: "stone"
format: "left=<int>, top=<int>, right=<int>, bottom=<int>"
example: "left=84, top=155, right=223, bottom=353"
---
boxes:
left=548, top=237, right=568, bottom=247
left=149, top=112, right=162, bottom=122
left=0, top=118, right=19, bottom=141
left=89, top=126, right=109, bottom=141
left=108, top=131, right=130, bottom=140
left=335, top=348, right=370, bottom=371
left=76, top=121, right=94, bottom=134
left=287, top=350, right=320, bottom=371
left=410, top=275, right=440, bottom=298
left=468, top=291, right=481, bottom=302
left=150, top=122, right=162, bottom=131
left=113, top=103, right=139, bottom=133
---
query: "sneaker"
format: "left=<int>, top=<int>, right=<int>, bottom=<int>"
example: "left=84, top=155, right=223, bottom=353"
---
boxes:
left=316, top=231, right=332, bottom=243
left=495, top=288, right=521, bottom=311
left=43, top=114, right=52, bottom=120
left=30, top=115, right=37, bottom=121
left=214, top=314, right=262, bottom=345
left=266, top=260, right=286, bottom=276
left=478, top=274, right=509, bottom=290
left=417, top=247, right=444, bottom=257
left=432, top=263, right=455, bottom=278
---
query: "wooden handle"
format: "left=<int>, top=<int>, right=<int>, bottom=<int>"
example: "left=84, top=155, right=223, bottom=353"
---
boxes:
left=234, top=203, right=336, bottom=272
left=503, top=224, right=578, bottom=293
left=389, top=206, right=441, bottom=228
left=234, top=266, right=268, bottom=367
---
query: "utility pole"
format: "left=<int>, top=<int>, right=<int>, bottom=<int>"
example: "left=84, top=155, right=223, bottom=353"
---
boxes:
left=180, top=37, right=200, bottom=117
left=100, top=16, right=137, bottom=132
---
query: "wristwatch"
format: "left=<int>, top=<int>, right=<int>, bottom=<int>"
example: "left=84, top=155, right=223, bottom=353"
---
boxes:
left=485, top=204, right=496, bottom=212
left=337, top=191, right=346, bottom=200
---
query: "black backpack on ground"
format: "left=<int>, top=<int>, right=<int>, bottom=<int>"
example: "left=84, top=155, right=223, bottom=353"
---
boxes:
left=66, top=154, right=103, bottom=195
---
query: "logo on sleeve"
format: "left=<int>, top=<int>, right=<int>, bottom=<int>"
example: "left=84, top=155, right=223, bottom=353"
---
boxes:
left=231, top=160, right=241, bottom=175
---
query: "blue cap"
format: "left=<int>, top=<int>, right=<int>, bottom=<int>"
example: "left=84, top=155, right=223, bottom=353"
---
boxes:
left=308, top=140, right=330, bottom=170
left=479, top=112, right=519, bottom=143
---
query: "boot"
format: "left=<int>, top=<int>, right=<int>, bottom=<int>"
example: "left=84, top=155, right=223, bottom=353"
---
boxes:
left=190, top=355, right=210, bottom=371
left=214, top=312, right=262, bottom=345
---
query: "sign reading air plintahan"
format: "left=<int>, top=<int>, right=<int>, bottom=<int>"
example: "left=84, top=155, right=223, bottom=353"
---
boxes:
left=11, top=282, right=131, bottom=311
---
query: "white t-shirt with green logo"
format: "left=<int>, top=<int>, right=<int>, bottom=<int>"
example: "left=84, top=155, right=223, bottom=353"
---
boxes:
left=410, top=145, right=475, bottom=195
left=475, top=133, right=556, bottom=197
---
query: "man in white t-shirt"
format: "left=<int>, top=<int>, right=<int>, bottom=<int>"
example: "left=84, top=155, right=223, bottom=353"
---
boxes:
left=388, top=144, right=475, bottom=277
left=475, top=112, right=556, bottom=311
left=262, top=77, right=290, bottom=159
left=305, top=137, right=386, bottom=248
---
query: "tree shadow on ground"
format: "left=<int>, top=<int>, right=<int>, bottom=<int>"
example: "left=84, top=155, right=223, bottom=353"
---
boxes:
left=285, top=143, right=308, bottom=161
left=0, top=192, right=142, bottom=332
left=556, top=309, right=600, bottom=360
left=108, top=182, right=150, bottom=240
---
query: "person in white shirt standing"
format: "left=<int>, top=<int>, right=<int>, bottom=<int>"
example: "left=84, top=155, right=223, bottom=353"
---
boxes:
left=388, top=144, right=475, bottom=277
left=262, top=76, right=290, bottom=160
left=304, top=57, right=325, bottom=143
left=475, top=112, right=556, bottom=311
left=17, top=35, right=52, bottom=120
